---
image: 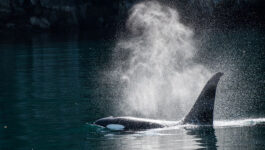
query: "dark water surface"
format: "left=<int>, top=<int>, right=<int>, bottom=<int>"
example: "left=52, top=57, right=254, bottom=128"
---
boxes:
left=0, top=29, right=265, bottom=150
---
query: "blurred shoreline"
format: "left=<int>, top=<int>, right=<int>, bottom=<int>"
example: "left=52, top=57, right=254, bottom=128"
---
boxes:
left=0, top=0, right=264, bottom=38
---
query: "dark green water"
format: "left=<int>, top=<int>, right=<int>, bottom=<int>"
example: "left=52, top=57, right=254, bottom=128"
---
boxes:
left=0, top=28, right=265, bottom=150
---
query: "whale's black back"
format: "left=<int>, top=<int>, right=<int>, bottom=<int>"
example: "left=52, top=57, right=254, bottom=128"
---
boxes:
left=94, top=117, right=165, bottom=130
left=94, top=72, right=224, bottom=130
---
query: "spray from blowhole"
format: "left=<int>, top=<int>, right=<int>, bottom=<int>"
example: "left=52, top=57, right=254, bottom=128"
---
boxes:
left=113, top=1, right=211, bottom=120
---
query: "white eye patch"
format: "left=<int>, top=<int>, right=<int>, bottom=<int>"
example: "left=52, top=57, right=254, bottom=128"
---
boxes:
left=106, top=124, right=125, bottom=131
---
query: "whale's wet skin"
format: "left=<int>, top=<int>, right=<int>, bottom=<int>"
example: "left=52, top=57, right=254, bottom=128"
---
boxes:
left=87, top=118, right=265, bottom=149
left=93, top=72, right=224, bottom=130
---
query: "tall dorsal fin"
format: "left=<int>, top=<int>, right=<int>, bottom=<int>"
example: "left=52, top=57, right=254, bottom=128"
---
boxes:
left=183, top=72, right=224, bottom=125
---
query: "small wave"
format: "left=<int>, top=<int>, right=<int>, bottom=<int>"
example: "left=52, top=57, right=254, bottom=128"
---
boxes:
left=214, top=118, right=265, bottom=127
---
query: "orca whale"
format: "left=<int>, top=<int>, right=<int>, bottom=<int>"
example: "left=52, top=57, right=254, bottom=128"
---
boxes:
left=93, top=72, right=224, bottom=130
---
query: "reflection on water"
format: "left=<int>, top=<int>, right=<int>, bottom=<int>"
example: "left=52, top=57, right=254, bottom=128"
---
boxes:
left=186, top=127, right=217, bottom=150
left=84, top=125, right=202, bottom=150
left=0, top=29, right=265, bottom=150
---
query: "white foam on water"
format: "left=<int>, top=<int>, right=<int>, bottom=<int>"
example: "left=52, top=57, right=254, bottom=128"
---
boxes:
left=214, top=118, right=265, bottom=127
